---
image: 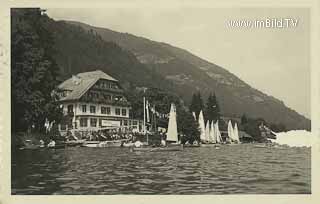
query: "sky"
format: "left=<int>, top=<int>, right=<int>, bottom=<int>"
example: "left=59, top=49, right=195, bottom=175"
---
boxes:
left=47, top=7, right=310, bottom=118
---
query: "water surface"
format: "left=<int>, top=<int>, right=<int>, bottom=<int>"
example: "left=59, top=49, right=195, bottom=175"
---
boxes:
left=11, top=144, right=311, bottom=194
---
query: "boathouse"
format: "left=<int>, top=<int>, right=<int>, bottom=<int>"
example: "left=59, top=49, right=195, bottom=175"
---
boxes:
left=57, top=70, right=142, bottom=135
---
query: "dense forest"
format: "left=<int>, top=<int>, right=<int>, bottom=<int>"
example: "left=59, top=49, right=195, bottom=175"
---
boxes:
left=11, top=8, right=63, bottom=134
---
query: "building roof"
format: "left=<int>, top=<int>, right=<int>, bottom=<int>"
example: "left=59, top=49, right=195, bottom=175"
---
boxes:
left=58, top=70, right=118, bottom=101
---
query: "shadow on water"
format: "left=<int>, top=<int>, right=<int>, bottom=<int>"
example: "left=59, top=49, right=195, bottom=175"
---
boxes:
left=11, top=144, right=311, bottom=195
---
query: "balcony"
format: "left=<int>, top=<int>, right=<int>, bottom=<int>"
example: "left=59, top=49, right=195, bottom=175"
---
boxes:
left=80, top=98, right=131, bottom=107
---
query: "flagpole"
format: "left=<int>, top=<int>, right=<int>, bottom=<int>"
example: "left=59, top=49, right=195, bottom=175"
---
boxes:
left=143, top=95, right=146, bottom=134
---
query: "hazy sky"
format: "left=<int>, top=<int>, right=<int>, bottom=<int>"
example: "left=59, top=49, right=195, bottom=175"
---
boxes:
left=47, top=8, right=310, bottom=118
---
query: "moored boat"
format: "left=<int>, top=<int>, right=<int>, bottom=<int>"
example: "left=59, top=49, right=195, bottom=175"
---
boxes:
left=66, top=139, right=85, bottom=147
left=132, top=103, right=183, bottom=152
left=82, top=140, right=127, bottom=147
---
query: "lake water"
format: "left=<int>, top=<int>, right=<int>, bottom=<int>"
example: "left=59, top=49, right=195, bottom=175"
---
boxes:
left=11, top=144, right=311, bottom=194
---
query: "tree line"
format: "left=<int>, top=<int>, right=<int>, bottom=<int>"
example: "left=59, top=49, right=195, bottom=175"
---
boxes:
left=11, top=8, right=63, bottom=134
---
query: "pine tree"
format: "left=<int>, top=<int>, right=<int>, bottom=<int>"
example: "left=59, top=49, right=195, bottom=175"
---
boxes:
left=241, top=114, right=248, bottom=125
left=189, top=92, right=204, bottom=120
left=212, top=93, right=220, bottom=122
left=189, top=93, right=197, bottom=115
left=205, top=93, right=215, bottom=123
left=177, top=107, right=200, bottom=143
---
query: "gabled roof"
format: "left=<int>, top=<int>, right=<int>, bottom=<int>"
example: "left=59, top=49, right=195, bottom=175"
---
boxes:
left=58, top=70, right=118, bottom=101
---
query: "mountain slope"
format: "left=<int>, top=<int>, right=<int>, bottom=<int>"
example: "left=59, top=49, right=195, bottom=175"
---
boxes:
left=64, top=21, right=310, bottom=130
left=42, top=19, right=178, bottom=94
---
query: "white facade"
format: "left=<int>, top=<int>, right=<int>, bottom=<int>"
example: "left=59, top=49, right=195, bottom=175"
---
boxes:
left=59, top=102, right=142, bottom=133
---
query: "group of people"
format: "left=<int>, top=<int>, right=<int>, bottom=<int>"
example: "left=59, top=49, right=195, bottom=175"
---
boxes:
left=70, top=130, right=148, bottom=142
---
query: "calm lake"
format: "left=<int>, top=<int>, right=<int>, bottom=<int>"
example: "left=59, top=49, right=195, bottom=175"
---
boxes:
left=11, top=144, right=311, bottom=194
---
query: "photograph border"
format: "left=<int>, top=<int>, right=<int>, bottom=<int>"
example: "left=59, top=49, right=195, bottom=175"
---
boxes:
left=1, top=0, right=319, bottom=203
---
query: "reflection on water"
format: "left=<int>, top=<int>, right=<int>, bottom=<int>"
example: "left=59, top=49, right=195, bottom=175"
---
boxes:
left=11, top=144, right=311, bottom=194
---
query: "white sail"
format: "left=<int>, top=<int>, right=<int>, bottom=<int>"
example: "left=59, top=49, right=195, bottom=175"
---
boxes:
left=210, top=121, right=216, bottom=143
left=228, top=120, right=234, bottom=142
left=234, top=123, right=240, bottom=143
left=192, top=112, right=196, bottom=121
left=198, top=110, right=206, bottom=142
left=205, top=120, right=210, bottom=142
left=215, top=121, right=222, bottom=143
left=166, top=103, right=178, bottom=142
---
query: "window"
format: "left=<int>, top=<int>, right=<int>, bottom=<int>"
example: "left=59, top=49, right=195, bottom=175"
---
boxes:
left=90, top=118, right=97, bottom=127
left=82, top=105, right=87, bottom=113
left=115, top=108, right=120, bottom=115
left=124, top=120, right=128, bottom=126
left=101, top=106, right=107, bottom=114
left=122, top=109, right=127, bottom=116
left=90, top=106, right=96, bottom=113
left=106, top=107, right=111, bottom=115
left=80, top=118, right=88, bottom=127
left=67, top=105, right=73, bottom=113
left=133, top=121, right=138, bottom=125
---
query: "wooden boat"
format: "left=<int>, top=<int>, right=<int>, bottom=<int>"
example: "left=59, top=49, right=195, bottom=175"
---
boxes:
left=19, top=140, right=46, bottom=150
left=82, top=140, right=127, bottom=147
left=66, top=140, right=85, bottom=147
left=122, top=142, right=135, bottom=147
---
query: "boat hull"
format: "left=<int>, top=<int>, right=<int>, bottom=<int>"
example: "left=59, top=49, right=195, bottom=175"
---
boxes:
left=82, top=140, right=124, bottom=147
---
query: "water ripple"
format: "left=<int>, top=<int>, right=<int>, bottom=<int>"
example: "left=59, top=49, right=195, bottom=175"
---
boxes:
left=12, top=144, right=311, bottom=194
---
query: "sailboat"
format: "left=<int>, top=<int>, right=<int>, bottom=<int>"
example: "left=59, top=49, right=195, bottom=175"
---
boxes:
left=210, top=121, right=216, bottom=144
left=227, top=120, right=234, bottom=143
left=192, top=112, right=197, bottom=121
left=198, top=110, right=206, bottom=143
left=205, top=120, right=210, bottom=143
left=132, top=103, right=183, bottom=152
left=233, top=123, right=241, bottom=144
left=215, top=121, right=222, bottom=144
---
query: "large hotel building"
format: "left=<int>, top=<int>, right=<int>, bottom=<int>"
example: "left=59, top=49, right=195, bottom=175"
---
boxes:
left=57, top=70, right=142, bottom=135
